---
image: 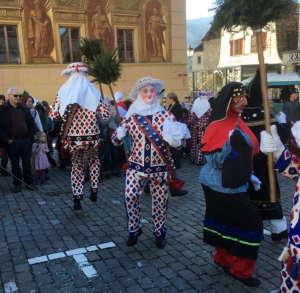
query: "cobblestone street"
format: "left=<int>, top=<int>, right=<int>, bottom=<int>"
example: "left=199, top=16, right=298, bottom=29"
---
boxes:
left=0, top=155, right=295, bottom=293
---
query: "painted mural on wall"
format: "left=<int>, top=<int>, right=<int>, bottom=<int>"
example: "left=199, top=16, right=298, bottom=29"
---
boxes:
left=24, top=0, right=54, bottom=63
left=115, top=0, right=140, bottom=10
left=58, top=0, right=80, bottom=6
left=145, top=0, right=166, bottom=62
left=87, top=0, right=113, bottom=51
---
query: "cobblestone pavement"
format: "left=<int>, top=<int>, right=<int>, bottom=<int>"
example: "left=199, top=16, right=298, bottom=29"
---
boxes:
left=0, top=155, right=295, bottom=293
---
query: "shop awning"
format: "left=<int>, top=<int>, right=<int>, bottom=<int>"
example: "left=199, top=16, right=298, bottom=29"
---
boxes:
left=241, top=73, right=300, bottom=87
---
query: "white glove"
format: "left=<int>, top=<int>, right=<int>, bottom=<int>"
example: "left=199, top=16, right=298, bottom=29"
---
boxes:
left=116, top=126, right=126, bottom=140
left=292, top=121, right=300, bottom=148
left=260, top=125, right=284, bottom=161
left=250, top=174, right=261, bottom=191
left=163, top=133, right=181, bottom=147
left=275, top=112, right=286, bottom=124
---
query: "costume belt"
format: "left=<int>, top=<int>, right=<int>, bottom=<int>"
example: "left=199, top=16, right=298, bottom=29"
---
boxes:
left=132, top=114, right=185, bottom=189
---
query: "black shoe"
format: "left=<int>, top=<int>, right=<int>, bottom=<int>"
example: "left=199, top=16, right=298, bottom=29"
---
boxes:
left=12, top=185, right=21, bottom=193
left=271, top=229, right=288, bottom=241
left=1, top=172, right=11, bottom=177
left=229, top=273, right=261, bottom=287
left=214, top=260, right=231, bottom=275
left=99, top=177, right=103, bottom=184
left=74, top=196, right=82, bottom=210
left=144, top=185, right=150, bottom=194
left=156, top=237, right=166, bottom=248
left=170, top=189, right=188, bottom=197
left=105, top=173, right=111, bottom=179
left=190, top=160, right=195, bottom=165
left=26, top=184, right=38, bottom=191
left=127, top=237, right=138, bottom=246
left=89, top=188, right=98, bottom=202
left=112, top=172, right=121, bottom=177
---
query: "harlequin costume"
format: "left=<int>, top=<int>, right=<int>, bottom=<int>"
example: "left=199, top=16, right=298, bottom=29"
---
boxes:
left=242, top=68, right=290, bottom=241
left=49, top=63, right=110, bottom=210
left=187, top=89, right=213, bottom=165
left=260, top=123, right=300, bottom=293
left=112, top=77, right=190, bottom=248
left=199, top=82, right=263, bottom=287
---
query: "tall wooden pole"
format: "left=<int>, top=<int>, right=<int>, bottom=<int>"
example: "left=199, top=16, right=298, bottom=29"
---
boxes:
left=99, top=83, right=104, bottom=101
left=254, top=28, right=276, bottom=202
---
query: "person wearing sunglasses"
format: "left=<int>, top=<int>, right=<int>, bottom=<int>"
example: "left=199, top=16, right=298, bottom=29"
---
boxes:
left=0, top=87, right=38, bottom=193
left=182, top=93, right=192, bottom=111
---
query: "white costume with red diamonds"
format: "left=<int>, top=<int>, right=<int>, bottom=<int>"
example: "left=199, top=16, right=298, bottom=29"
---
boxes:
left=50, top=63, right=110, bottom=197
left=111, top=77, right=190, bottom=239
left=112, top=110, right=177, bottom=238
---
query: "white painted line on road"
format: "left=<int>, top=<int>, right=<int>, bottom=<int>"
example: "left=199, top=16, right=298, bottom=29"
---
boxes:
left=4, top=282, right=18, bottom=293
left=86, top=245, right=98, bottom=252
left=27, top=242, right=116, bottom=265
left=28, top=256, right=48, bottom=265
left=66, top=247, right=87, bottom=256
left=98, top=242, right=116, bottom=249
left=48, top=252, right=66, bottom=260
left=263, top=229, right=272, bottom=235
left=82, top=266, right=98, bottom=278
left=73, top=254, right=98, bottom=278
left=73, top=254, right=89, bottom=266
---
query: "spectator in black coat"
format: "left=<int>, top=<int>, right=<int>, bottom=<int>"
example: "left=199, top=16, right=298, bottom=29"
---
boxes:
left=0, top=87, right=37, bottom=192
left=167, top=92, right=183, bottom=169
left=167, top=92, right=183, bottom=121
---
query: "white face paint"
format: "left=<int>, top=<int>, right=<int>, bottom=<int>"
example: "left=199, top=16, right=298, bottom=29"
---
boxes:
left=139, top=85, right=156, bottom=105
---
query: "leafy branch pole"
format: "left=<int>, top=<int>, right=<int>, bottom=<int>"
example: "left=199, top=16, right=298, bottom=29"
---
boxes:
left=79, top=38, right=128, bottom=164
left=210, top=0, right=297, bottom=202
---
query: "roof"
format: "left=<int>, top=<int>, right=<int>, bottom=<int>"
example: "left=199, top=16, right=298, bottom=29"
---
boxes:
left=194, top=43, right=203, bottom=52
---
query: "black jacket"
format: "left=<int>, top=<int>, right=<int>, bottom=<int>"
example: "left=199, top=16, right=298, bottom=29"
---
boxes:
left=168, top=102, right=183, bottom=121
left=0, top=100, right=36, bottom=145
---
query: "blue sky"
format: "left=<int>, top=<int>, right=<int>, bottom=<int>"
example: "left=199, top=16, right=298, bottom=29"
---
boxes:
left=186, top=0, right=215, bottom=20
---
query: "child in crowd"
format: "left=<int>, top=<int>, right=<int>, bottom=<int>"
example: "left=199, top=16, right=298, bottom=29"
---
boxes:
left=32, top=131, right=49, bottom=184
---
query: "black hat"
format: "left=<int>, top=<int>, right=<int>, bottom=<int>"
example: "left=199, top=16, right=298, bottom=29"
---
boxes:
left=290, top=88, right=299, bottom=95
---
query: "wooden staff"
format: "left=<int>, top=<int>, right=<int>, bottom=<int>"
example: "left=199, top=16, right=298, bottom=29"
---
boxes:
left=99, top=83, right=104, bottom=101
left=269, top=104, right=280, bottom=116
left=255, top=29, right=276, bottom=202
left=107, top=84, right=129, bottom=165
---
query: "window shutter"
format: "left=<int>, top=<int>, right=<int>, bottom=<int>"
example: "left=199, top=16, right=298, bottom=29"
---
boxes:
left=262, top=32, right=267, bottom=51
left=230, top=41, right=233, bottom=56
left=238, top=38, right=243, bottom=55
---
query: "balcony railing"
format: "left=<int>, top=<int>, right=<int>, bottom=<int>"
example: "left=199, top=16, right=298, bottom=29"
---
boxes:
left=286, top=30, right=300, bottom=51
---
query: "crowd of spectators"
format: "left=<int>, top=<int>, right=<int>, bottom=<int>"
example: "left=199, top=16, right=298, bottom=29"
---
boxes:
left=0, top=87, right=202, bottom=193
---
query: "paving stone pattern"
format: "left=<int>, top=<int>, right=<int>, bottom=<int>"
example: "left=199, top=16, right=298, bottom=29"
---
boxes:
left=0, top=156, right=295, bottom=293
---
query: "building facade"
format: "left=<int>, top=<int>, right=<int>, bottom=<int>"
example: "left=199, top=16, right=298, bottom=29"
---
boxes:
left=0, top=0, right=188, bottom=103
left=191, top=22, right=284, bottom=95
